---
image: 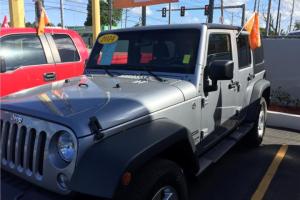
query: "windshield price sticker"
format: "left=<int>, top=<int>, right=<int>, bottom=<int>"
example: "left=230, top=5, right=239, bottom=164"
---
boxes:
left=98, top=34, right=119, bottom=44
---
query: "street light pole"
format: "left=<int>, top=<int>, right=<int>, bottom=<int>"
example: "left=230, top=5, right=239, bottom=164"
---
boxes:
left=275, top=0, right=281, bottom=35
left=142, top=6, right=146, bottom=26
left=220, top=0, right=224, bottom=24
left=266, top=0, right=272, bottom=36
left=168, top=3, right=171, bottom=25
left=60, top=0, right=64, bottom=28
left=289, top=0, right=295, bottom=32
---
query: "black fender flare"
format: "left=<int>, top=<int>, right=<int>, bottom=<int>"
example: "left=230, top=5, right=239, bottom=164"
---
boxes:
left=246, top=79, right=271, bottom=122
left=70, top=119, right=198, bottom=199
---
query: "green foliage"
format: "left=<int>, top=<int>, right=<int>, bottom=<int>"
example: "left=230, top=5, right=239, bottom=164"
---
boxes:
left=25, top=22, right=35, bottom=27
left=84, top=0, right=122, bottom=27
left=294, top=21, right=300, bottom=30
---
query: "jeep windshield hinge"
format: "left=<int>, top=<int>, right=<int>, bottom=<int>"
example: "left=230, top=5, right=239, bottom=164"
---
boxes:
left=89, top=116, right=104, bottom=141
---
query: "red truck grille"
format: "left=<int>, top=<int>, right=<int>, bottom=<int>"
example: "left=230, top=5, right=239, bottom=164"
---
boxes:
left=0, top=120, right=47, bottom=176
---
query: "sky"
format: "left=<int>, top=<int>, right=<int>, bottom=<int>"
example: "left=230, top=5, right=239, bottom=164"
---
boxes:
left=0, top=0, right=299, bottom=33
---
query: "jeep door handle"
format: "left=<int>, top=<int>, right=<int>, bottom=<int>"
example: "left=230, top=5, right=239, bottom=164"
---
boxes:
left=228, top=81, right=240, bottom=91
left=247, top=73, right=255, bottom=81
left=44, top=72, right=56, bottom=82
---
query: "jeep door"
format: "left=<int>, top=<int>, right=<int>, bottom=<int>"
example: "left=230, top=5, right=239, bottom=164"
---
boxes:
left=234, top=33, right=257, bottom=121
left=200, top=31, right=238, bottom=147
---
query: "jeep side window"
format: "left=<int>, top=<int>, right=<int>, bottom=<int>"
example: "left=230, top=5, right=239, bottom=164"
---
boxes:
left=206, top=34, right=232, bottom=66
left=0, top=34, right=47, bottom=71
left=237, top=35, right=251, bottom=69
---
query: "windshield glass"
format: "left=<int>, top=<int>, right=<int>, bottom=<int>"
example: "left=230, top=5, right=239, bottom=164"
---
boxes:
left=87, top=29, right=201, bottom=74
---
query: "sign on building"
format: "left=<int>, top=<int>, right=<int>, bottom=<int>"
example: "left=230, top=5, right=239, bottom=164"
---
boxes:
left=114, top=0, right=178, bottom=8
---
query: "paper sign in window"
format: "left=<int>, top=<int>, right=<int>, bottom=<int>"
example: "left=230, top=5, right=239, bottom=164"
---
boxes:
left=183, top=55, right=191, bottom=64
left=100, top=43, right=118, bottom=65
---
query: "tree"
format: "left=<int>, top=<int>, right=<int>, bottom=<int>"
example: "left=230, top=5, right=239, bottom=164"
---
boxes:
left=25, top=22, right=35, bottom=27
left=84, top=0, right=122, bottom=27
left=294, top=21, right=300, bottom=30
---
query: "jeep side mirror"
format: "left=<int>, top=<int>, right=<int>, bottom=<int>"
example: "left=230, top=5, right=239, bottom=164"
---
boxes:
left=208, top=60, right=234, bottom=81
left=0, top=56, right=6, bottom=73
left=204, top=60, right=234, bottom=93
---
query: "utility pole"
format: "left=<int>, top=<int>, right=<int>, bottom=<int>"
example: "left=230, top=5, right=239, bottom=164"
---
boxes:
left=208, top=0, right=214, bottom=23
left=278, top=13, right=281, bottom=35
left=60, top=0, right=64, bottom=28
left=220, top=0, right=224, bottom=24
left=142, top=6, right=146, bottom=26
left=275, top=0, right=281, bottom=35
left=289, top=0, right=295, bottom=32
left=125, top=9, right=128, bottom=28
left=266, top=0, right=272, bottom=36
left=253, top=0, right=257, bottom=12
left=231, top=13, right=234, bottom=25
left=92, top=0, right=100, bottom=43
left=168, top=3, right=171, bottom=25
left=109, top=0, right=113, bottom=30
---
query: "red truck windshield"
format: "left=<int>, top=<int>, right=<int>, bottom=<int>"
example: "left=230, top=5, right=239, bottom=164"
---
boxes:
left=87, top=29, right=200, bottom=74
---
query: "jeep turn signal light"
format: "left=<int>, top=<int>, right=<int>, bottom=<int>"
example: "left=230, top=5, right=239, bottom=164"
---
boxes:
left=122, top=172, right=132, bottom=186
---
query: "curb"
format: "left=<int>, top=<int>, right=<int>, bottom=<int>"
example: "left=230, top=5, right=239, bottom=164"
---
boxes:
left=267, top=111, right=300, bottom=131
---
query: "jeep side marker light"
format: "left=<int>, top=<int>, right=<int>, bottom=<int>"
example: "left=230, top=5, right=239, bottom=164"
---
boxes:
left=122, top=172, right=132, bottom=186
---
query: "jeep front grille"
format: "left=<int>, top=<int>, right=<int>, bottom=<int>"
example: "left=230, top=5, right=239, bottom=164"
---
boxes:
left=0, top=120, right=47, bottom=176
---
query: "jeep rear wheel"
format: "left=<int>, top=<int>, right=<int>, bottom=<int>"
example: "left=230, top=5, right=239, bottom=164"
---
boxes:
left=120, top=159, right=188, bottom=200
left=244, top=97, right=267, bottom=147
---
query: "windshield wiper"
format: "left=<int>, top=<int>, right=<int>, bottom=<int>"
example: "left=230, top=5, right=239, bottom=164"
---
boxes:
left=103, top=66, right=114, bottom=77
left=146, top=69, right=164, bottom=82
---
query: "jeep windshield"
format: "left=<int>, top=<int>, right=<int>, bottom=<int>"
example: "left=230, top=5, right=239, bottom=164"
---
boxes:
left=87, top=29, right=200, bottom=74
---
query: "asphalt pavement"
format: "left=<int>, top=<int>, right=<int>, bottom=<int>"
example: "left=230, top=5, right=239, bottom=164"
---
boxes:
left=189, top=128, right=300, bottom=200
left=1, top=128, right=300, bottom=200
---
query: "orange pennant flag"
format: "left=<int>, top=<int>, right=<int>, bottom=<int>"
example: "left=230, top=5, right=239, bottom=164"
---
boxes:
left=38, top=8, right=50, bottom=35
left=242, top=12, right=261, bottom=50
left=244, top=13, right=255, bottom=33
left=249, top=13, right=261, bottom=50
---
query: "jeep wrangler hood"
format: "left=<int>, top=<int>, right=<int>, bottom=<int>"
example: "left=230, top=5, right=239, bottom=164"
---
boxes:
left=0, top=75, right=196, bottom=137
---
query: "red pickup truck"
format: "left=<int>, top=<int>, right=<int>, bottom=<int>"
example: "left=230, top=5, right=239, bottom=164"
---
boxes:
left=0, top=27, right=89, bottom=97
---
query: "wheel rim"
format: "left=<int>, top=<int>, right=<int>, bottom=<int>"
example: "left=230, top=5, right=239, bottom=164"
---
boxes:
left=151, top=185, right=179, bottom=200
left=257, top=104, right=266, bottom=138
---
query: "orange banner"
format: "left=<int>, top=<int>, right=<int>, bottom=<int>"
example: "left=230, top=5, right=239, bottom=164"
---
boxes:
left=114, top=0, right=179, bottom=8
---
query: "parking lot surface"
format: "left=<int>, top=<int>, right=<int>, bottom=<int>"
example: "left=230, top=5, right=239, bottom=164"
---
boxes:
left=2, top=128, right=300, bottom=200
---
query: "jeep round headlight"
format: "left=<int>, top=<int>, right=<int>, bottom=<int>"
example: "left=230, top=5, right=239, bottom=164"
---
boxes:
left=57, top=131, right=75, bottom=163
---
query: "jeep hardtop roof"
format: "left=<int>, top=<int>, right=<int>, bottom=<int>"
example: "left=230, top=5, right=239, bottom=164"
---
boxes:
left=103, top=23, right=242, bottom=34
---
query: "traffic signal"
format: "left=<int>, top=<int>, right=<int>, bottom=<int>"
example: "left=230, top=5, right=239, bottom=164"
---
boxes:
left=180, top=6, right=185, bottom=17
left=162, top=7, right=167, bottom=18
left=205, top=5, right=210, bottom=16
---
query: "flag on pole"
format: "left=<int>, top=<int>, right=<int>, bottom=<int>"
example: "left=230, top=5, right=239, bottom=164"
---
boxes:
left=38, top=7, right=50, bottom=35
left=242, top=12, right=261, bottom=50
left=1, top=16, right=10, bottom=28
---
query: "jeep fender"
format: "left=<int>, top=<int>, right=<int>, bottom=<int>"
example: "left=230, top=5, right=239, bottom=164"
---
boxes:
left=246, top=79, right=271, bottom=122
left=70, top=119, right=198, bottom=199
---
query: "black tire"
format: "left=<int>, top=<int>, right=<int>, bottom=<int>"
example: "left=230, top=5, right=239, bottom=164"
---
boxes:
left=118, top=159, right=188, bottom=200
left=244, top=97, right=267, bottom=147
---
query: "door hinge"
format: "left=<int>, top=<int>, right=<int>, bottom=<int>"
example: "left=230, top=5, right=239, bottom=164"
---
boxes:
left=201, top=97, right=208, bottom=108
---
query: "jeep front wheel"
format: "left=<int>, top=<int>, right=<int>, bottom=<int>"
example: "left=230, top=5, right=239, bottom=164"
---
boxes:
left=120, top=159, right=188, bottom=200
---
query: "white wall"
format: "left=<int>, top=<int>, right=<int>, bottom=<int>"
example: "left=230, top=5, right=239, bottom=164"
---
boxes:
left=263, top=38, right=300, bottom=106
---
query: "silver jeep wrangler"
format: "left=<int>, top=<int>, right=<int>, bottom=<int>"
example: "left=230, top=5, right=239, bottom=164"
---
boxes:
left=1, top=24, right=270, bottom=200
